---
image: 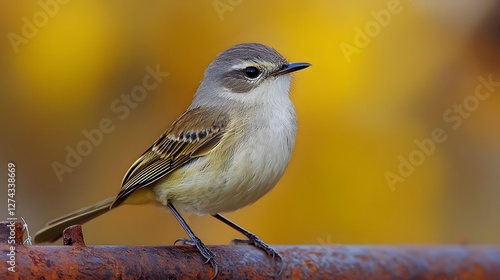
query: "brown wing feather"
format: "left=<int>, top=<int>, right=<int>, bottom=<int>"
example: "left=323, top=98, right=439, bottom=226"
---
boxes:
left=111, top=108, right=228, bottom=208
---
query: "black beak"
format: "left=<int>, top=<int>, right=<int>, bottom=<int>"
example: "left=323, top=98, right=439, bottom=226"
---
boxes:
left=273, top=62, right=311, bottom=76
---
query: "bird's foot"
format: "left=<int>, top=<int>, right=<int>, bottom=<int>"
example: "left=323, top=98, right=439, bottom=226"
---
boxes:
left=231, top=233, right=283, bottom=274
left=175, top=237, right=219, bottom=278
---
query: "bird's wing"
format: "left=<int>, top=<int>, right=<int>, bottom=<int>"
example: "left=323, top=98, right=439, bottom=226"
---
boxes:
left=111, top=107, right=229, bottom=208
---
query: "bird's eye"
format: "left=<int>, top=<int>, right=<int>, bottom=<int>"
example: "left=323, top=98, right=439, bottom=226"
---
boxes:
left=244, top=66, right=260, bottom=79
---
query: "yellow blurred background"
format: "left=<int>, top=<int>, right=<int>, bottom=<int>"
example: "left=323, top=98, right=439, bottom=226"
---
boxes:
left=1, top=0, right=500, bottom=246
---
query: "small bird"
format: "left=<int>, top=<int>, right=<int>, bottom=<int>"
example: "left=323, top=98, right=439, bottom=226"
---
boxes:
left=35, top=43, right=310, bottom=277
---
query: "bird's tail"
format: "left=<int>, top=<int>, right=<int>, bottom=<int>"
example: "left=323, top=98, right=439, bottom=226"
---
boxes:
left=34, top=197, right=116, bottom=243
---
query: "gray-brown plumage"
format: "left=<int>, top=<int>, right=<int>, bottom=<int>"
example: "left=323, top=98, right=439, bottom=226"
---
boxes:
left=113, top=108, right=229, bottom=208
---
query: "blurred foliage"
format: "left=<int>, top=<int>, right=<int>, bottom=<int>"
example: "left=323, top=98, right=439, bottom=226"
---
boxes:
left=1, top=0, right=499, bottom=245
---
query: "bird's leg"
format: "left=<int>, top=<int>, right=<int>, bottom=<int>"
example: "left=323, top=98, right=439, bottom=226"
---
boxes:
left=168, top=203, right=218, bottom=278
left=212, top=214, right=283, bottom=273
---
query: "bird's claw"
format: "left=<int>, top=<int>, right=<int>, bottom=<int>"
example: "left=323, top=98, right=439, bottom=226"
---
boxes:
left=174, top=237, right=219, bottom=278
left=231, top=234, right=284, bottom=274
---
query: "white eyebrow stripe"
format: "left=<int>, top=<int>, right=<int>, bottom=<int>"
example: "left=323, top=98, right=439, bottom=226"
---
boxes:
left=230, top=61, right=276, bottom=70
left=231, top=62, right=255, bottom=70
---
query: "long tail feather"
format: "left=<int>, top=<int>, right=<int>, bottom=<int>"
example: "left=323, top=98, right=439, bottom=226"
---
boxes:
left=34, top=197, right=116, bottom=243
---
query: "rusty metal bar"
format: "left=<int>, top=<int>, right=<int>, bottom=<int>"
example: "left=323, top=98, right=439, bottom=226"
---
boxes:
left=1, top=221, right=500, bottom=279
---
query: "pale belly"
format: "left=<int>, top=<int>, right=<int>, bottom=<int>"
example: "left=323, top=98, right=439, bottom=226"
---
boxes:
left=153, top=125, right=295, bottom=214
